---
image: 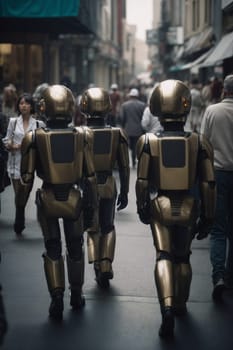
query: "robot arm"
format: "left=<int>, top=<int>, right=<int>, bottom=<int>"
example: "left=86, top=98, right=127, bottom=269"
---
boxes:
left=195, top=135, right=216, bottom=239
left=135, top=134, right=151, bottom=224
left=19, top=131, right=36, bottom=207
left=116, top=129, right=130, bottom=211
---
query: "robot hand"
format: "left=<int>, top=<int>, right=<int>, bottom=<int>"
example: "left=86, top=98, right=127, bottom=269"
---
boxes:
left=117, top=192, right=128, bottom=211
left=194, top=216, right=213, bottom=240
left=137, top=201, right=151, bottom=225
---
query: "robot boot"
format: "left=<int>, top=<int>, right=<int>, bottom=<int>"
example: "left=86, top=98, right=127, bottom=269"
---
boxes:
left=159, top=306, right=175, bottom=338
left=66, top=253, right=85, bottom=310
left=43, top=254, right=65, bottom=320
left=49, top=289, right=64, bottom=320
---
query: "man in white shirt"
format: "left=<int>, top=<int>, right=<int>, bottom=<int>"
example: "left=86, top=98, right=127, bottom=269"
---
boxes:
left=201, top=74, right=233, bottom=301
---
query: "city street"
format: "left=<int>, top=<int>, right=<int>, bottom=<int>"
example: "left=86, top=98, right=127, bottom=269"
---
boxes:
left=0, top=168, right=233, bottom=350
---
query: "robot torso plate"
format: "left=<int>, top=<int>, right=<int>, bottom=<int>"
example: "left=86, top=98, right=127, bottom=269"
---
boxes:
left=91, top=127, right=122, bottom=172
left=35, top=127, right=86, bottom=184
left=147, top=132, right=199, bottom=190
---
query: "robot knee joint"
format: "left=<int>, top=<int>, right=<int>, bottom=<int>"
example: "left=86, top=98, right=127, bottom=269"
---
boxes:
left=102, top=225, right=114, bottom=235
left=45, top=239, right=61, bottom=260
left=156, top=250, right=173, bottom=262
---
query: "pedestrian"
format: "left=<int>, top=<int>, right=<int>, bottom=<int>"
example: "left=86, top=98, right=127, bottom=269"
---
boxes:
left=80, top=87, right=130, bottom=288
left=32, top=82, right=49, bottom=123
left=60, top=68, right=72, bottom=90
left=0, top=112, right=8, bottom=138
left=1, top=84, right=17, bottom=122
left=201, top=79, right=212, bottom=108
left=210, top=76, right=223, bottom=103
left=136, top=79, right=216, bottom=338
left=107, top=83, right=122, bottom=127
left=119, top=88, right=146, bottom=168
left=20, top=85, right=98, bottom=320
left=184, top=78, right=203, bottom=133
left=0, top=112, right=11, bottom=193
left=200, top=74, right=233, bottom=302
left=141, top=104, right=163, bottom=134
left=138, top=85, right=148, bottom=103
left=3, top=93, right=45, bottom=235
left=0, top=252, right=7, bottom=346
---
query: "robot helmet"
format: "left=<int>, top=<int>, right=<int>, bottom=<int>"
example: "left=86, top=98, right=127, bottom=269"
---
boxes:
left=80, top=87, right=112, bottom=117
left=39, top=84, right=75, bottom=122
left=149, top=79, right=191, bottom=124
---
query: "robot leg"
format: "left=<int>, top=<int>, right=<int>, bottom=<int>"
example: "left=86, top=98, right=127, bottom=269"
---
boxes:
left=151, top=221, right=175, bottom=338
left=63, top=217, right=86, bottom=309
left=12, top=179, right=25, bottom=235
left=173, top=227, right=193, bottom=315
left=66, top=251, right=85, bottom=310
left=87, top=231, right=101, bottom=278
left=43, top=254, right=65, bottom=320
left=155, top=252, right=175, bottom=338
left=13, top=179, right=32, bottom=235
left=14, top=206, right=25, bottom=235
left=174, top=260, right=192, bottom=315
left=154, top=252, right=174, bottom=308
left=97, top=229, right=116, bottom=288
left=38, top=204, right=64, bottom=319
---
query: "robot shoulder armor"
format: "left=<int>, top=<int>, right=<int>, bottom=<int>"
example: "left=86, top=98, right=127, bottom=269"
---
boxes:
left=78, top=126, right=94, bottom=147
left=147, top=133, right=159, bottom=156
left=24, top=130, right=34, bottom=144
left=21, top=130, right=34, bottom=152
left=136, top=133, right=158, bottom=156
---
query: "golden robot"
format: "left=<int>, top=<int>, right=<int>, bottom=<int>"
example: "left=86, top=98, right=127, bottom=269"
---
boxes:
left=136, top=80, right=216, bottom=338
left=80, top=87, right=130, bottom=288
left=20, top=85, right=98, bottom=319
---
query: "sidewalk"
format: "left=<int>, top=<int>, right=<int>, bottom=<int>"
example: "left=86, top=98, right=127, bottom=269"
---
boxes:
left=0, top=170, right=233, bottom=350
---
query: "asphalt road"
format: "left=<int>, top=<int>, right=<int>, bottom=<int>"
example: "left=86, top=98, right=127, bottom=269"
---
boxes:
left=0, top=169, right=233, bottom=350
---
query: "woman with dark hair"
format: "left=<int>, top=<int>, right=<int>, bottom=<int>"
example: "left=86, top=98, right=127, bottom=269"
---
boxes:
left=4, top=93, right=45, bottom=235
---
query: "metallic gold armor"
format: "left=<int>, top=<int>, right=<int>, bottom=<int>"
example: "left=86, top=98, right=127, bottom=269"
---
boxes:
left=20, top=85, right=98, bottom=319
left=80, top=87, right=130, bottom=288
left=136, top=80, right=216, bottom=338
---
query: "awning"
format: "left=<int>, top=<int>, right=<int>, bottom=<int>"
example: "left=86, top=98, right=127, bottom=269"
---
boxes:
left=180, top=48, right=214, bottom=70
left=169, top=48, right=213, bottom=73
left=183, top=27, right=214, bottom=57
left=0, top=0, right=80, bottom=17
left=196, top=27, right=214, bottom=51
left=169, top=64, right=184, bottom=72
left=201, top=31, right=233, bottom=67
left=174, top=46, right=184, bottom=61
left=183, top=35, right=200, bottom=56
left=0, top=0, right=93, bottom=36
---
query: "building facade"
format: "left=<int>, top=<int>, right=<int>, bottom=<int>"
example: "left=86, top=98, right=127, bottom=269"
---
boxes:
left=0, top=0, right=128, bottom=96
left=149, top=0, right=233, bottom=83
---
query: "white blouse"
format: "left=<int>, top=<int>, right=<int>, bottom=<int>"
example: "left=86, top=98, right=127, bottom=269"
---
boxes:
left=5, top=115, right=45, bottom=179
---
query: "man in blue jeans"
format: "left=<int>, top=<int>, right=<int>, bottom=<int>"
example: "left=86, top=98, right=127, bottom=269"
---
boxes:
left=201, top=74, right=233, bottom=301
